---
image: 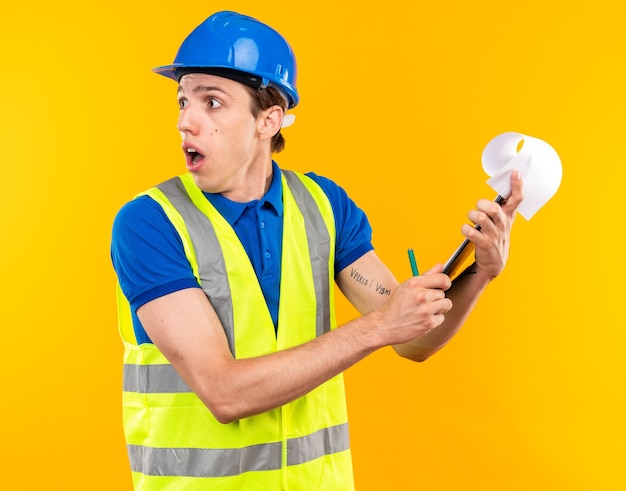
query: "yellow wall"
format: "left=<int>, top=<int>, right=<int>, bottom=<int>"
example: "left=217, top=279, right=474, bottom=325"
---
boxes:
left=1, top=0, right=623, bottom=489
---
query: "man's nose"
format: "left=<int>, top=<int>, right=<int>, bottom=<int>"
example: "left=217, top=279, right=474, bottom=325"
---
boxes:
left=177, top=107, right=199, bottom=135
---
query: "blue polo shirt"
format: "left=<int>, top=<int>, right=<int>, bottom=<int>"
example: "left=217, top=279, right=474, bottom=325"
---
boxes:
left=111, top=162, right=373, bottom=344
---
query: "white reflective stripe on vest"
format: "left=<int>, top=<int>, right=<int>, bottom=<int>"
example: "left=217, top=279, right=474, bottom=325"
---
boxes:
left=126, top=423, right=350, bottom=477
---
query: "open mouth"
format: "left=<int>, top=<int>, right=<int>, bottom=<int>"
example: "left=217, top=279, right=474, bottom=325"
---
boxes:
left=186, top=147, right=205, bottom=163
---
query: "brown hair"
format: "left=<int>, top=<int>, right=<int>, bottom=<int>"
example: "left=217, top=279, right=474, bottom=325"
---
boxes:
left=244, top=85, right=288, bottom=153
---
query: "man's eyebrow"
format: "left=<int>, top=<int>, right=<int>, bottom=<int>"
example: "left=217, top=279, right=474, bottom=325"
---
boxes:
left=177, top=85, right=228, bottom=96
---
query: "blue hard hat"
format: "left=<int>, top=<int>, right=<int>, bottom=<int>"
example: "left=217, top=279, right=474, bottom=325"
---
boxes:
left=153, top=11, right=299, bottom=108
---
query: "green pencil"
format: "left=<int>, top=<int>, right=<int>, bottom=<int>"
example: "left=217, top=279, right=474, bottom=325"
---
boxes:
left=407, top=248, right=420, bottom=276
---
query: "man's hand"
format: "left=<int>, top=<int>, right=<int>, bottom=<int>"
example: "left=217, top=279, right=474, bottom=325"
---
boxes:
left=365, top=266, right=452, bottom=347
left=462, top=171, right=524, bottom=280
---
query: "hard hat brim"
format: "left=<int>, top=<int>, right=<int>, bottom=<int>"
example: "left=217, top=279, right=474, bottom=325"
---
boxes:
left=152, top=64, right=299, bottom=108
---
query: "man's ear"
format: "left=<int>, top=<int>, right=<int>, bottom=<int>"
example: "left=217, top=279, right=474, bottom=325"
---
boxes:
left=257, top=105, right=283, bottom=140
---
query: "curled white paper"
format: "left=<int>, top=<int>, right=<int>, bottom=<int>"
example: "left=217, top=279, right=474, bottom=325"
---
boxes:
left=482, top=132, right=562, bottom=220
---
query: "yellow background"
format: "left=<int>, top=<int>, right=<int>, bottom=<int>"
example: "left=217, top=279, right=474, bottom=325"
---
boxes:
left=1, top=0, right=624, bottom=489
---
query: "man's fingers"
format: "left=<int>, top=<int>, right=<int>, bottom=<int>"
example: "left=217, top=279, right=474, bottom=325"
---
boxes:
left=503, top=170, right=524, bottom=213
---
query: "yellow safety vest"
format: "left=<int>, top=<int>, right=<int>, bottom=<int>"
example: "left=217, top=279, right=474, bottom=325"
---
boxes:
left=117, top=170, right=354, bottom=490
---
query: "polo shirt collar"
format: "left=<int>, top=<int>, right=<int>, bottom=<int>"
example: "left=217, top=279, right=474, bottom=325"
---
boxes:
left=202, top=161, right=284, bottom=226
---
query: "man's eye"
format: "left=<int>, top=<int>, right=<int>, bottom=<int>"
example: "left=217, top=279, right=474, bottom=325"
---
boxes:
left=178, top=98, right=188, bottom=109
left=209, top=98, right=222, bottom=109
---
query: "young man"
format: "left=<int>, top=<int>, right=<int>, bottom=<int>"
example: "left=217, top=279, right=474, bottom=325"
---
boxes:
left=111, top=10, right=523, bottom=490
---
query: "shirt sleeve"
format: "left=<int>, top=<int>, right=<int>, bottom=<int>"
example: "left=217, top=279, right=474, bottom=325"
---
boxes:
left=305, top=172, right=374, bottom=274
left=110, top=195, right=201, bottom=312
